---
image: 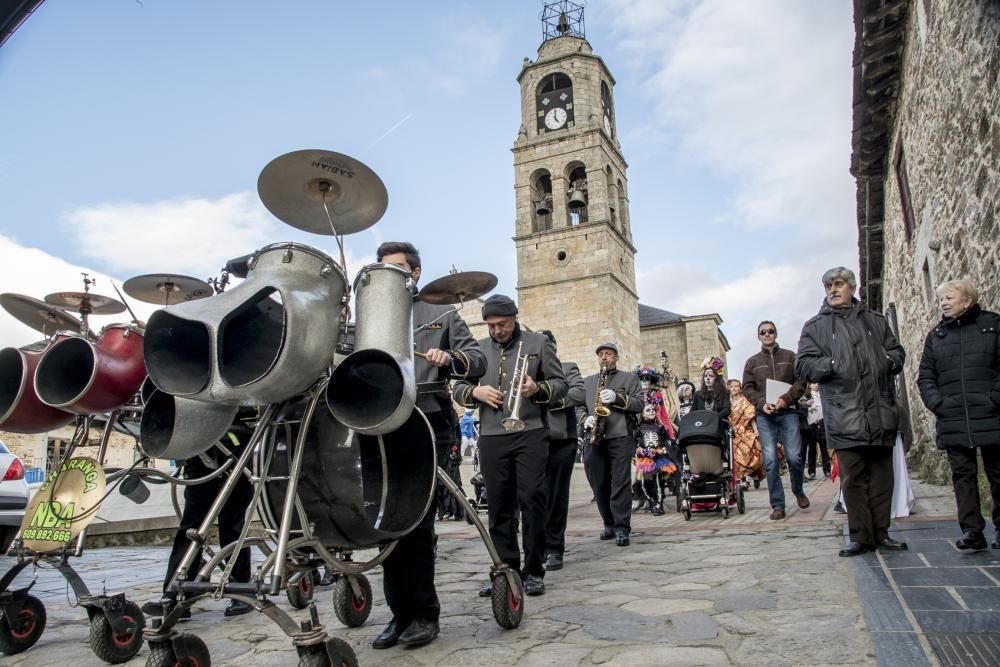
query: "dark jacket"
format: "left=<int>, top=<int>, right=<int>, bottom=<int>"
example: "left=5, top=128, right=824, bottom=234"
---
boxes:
left=582, top=367, right=644, bottom=440
left=795, top=299, right=905, bottom=450
left=412, top=298, right=486, bottom=414
left=917, top=304, right=1000, bottom=449
left=549, top=362, right=585, bottom=441
left=453, top=325, right=567, bottom=436
left=692, top=388, right=731, bottom=421
left=741, top=345, right=806, bottom=413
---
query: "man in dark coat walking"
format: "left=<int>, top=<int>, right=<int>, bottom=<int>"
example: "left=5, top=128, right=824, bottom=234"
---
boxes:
left=796, top=267, right=908, bottom=557
left=917, top=279, right=1000, bottom=550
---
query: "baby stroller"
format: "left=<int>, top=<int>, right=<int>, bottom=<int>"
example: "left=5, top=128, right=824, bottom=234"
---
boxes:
left=465, top=424, right=488, bottom=522
left=676, top=410, right=746, bottom=520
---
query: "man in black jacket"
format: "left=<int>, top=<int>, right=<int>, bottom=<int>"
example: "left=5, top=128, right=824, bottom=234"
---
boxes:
left=454, top=295, right=567, bottom=596
left=796, top=267, right=907, bottom=557
left=917, top=279, right=1000, bottom=551
left=370, top=242, right=487, bottom=649
left=582, top=343, right=644, bottom=546
left=537, top=330, right=586, bottom=571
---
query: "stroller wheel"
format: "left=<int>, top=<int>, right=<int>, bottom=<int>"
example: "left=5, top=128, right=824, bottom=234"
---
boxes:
left=737, top=485, right=746, bottom=514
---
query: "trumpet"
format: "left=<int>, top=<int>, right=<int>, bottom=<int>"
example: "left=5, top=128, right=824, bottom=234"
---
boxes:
left=501, top=341, right=528, bottom=432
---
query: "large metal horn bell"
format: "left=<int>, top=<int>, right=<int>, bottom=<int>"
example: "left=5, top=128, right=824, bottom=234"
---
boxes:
left=257, top=397, right=436, bottom=549
left=139, top=389, right=239, bottom=460
left=0, top=345, right=75, bottom=433
left=143, top=242, right=346, bottom=404
left=327, top=263, right=415, bottom=435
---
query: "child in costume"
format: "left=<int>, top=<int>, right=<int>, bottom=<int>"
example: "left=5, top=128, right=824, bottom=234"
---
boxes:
left=633, top=403, right=677, bottom=515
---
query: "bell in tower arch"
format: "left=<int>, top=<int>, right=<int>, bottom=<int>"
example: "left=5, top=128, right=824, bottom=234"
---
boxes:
left=567, top=179, right=587, bottom=210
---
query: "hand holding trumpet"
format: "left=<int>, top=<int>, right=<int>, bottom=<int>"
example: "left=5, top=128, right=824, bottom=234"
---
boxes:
left=473, top=374, right=538, bottom=409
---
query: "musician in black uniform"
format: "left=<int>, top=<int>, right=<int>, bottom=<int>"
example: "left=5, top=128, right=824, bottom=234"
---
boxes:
left=370, top=242, right=487, bottom=650
left=453, top=295, right=566, bottom=597
left=537, top=330, right=585, bottom=571
left=582, top=343, right=644, bottom=546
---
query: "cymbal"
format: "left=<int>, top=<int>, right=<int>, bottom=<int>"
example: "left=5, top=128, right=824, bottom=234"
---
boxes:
left=44, top=291, right=126, bottom=315
left=257, top=149, right=388, bottom=236
left=0, top=293, right=81, bottom=335
left=417, top=271, right=498, bottom=305
left=122, top=274, right=214, bottom=306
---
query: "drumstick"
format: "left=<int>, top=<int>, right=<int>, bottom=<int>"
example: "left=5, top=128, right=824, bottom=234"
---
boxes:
left=414, top=350, right=428, bottom=359
left=110, top=281, right=141, bottom=324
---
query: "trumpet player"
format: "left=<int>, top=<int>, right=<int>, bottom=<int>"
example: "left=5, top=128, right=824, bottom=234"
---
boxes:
left=454, top=294, right=566, bottom=597
left=582, top=343, right=643, bottom=546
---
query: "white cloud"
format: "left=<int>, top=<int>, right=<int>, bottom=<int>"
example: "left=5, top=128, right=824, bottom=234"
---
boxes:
left=63, top=192, right=280, bottom=277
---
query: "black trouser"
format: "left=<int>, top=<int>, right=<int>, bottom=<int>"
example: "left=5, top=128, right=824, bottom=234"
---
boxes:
left=946, top=446, right=1000, bottom=535
left=164, top=454, right=253, bottom=596
left=478, top=429, right=549, bottom=578
left=585, top=434, right=633, bottom=533
left=837, top=445, right=894, bottom=546
left=545, top=437, right=577, bottom=557
left=381, top=410, right=453, bottom=626
left=802, top=427, right=831, bottom=476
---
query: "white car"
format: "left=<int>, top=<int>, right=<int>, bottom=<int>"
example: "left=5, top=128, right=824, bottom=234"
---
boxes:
left=0, top=440, right=29, bottom=552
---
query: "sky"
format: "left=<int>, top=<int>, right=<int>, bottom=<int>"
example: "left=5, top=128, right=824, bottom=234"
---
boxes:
left=0, top=0, right=858, bottom=376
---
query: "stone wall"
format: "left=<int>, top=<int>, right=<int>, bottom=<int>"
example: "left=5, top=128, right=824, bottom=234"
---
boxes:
left=878, top=0, right=1000, bottom=481
left=1, top=426, right=143, bottom=472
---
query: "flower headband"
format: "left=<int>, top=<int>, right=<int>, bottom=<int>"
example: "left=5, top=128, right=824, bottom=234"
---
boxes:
left=700, top=355, right=726, bottom=377
left=633, top=366, right=661, bottom=382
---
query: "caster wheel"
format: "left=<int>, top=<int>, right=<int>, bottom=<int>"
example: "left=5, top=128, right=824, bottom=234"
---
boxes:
left=722, top=504, right=729, bottom=519
left=146, top=633, right=210, bottom=667
left=333, top=575, right=372, bottom=628
left=682, top=506, right=691, bottom=521
left=287, top=572, right=315, bottom=610
left=0, top=594, right=46, bottom=655
left=297, top=637, right=358, bottom=667
left=490, top=572, right=523, bottom=629
left=90, top=600, right=145, bottom=663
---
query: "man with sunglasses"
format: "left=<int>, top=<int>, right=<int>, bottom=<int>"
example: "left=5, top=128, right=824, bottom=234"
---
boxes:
left=741, top=321, right=808, bottom=520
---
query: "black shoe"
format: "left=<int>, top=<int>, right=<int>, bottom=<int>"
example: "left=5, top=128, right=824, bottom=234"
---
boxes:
left=544, top=552, right=563, bottom=571
left=956, top=531, right=988, bottom=551
left=524, top=574, right=545, bottom=596
left=615, top=530, right=630, bottom=547
left=806, top=473, right=816, bottom=481
left=319, top=569, right=336, bottom=587
left=372, top=619, right=402, bottom=649
left=651, top=504, right=665, bottom=516
left=478, top=581, right=492, bottom=597
left=224, top=599, right=253, bottom=617
left=599, top=526, right=614, bottom=540
left=838, top=542, right=872, bottom=557
left=753, top=479, right=761, bottom=489
left=590, top=496, right=597, bottom=503
left=397, top=618, right=440, bottom=647
left=141, top=598, right=191, bottom=620
left=834, top=502, right=846, bottom=514
left=877, top=538, right=908, bottom=551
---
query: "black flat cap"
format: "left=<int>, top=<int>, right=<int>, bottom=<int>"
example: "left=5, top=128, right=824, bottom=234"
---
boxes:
left=482, top=294, right=518, bottom=319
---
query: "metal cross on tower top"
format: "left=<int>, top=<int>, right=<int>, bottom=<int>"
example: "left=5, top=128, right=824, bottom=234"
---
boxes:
left=541, top=0, right=585, bottom=42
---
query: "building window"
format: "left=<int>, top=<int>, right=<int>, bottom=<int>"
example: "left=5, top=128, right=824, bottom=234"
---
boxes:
left=894, top=142, right=915, bottom=242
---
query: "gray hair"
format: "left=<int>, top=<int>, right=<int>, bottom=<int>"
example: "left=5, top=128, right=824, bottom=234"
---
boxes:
left=936, top=279, right=978, bottom=304
left=821, top=266, right=857, bottom=290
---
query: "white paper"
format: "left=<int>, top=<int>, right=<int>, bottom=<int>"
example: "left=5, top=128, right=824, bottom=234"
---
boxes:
left=766, top=378, right=792, bottom=405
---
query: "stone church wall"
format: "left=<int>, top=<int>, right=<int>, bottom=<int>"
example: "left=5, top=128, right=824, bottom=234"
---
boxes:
left=879, top=0, right=999, bottom=482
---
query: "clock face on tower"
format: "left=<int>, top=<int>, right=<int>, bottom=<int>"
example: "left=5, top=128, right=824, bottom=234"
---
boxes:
left=545, top=107, right=568, bottom=130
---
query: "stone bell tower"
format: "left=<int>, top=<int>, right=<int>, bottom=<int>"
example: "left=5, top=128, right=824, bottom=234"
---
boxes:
left=512, top=1, right=640, bottom=372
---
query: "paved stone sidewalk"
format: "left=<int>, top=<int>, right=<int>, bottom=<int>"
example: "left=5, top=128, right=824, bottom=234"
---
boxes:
left=0, top=465, right=966, bottom=666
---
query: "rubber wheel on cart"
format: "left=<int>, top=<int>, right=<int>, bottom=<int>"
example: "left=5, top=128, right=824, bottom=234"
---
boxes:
left=297, top=637, right=358, bottom=667
left=287, top=572, right=315, bottom=610
left=0, top=594, right=46, bottom=655
left=333, top=575, right=372, bottom=628
left=682, top=505, right=692, bottom=521
left=722, top=503, right=729, bottom=519
left=145, top=633, right=210, bottom=667
left=491, top=572, right=523, bottom=629
left=737, top=485, right=746, bottom=514
left=89, top=599, right=145, bottom=663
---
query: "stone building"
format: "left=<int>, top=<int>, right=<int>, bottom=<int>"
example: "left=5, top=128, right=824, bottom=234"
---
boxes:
left=851, top=0, right=1000, bottom=480
left=506, top=3, right=727, bottom=377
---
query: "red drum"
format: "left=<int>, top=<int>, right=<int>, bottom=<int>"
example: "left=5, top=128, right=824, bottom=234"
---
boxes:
left=0, top=344, right=76, bottom=433
left=34, top=323, right=146, bottom=414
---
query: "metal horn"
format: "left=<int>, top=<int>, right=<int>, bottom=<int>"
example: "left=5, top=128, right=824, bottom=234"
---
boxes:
left=328, top=263, right=416, bottom=435
left=501, top=341, right=528, bottom=432
left=139, top=389, right=239, bottom=460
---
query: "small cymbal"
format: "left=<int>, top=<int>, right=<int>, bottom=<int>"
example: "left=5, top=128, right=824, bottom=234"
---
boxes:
left=123, top=274, right=213, bottom=306
left=44, top=291, right=126, bottom=315
left=257, top=149, right=388, bottom=236
left=0, top=293, right=81, bottom=335
left=417, top=271, right=498, bottom=305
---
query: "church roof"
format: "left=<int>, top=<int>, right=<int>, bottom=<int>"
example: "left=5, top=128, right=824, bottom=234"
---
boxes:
left=638, top=303, right=683, bottom=327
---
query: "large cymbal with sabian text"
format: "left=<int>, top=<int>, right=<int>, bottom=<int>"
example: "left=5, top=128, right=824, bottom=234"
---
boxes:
left=417, top=271, right=498, bottom=305
left=123, top=274, right=213, bottom=306
left=44, top=291, right=126, bottom=315
left=257, top=149, right=388, bottom=235
left=0, top=293, right=81, bottom=335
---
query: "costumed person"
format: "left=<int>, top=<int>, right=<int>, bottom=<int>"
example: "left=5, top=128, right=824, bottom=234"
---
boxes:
left=436, top=439, right=465, bottom=521
left=454, top=294, right=567, bottom=598
left=694, top=357, right=731, bottom=420
left=727, top=379, right=764, bottom=490
left=632, top=366, right=678, bottom=509
left=369, top=242, right=487, bottom=650
left=677, top=380, right=696, bottom=421
left=581, top=343, right=644, bottom=546
left=633, top=403, right=677, bottom=515
left=460, top=409, right=478, bottom=458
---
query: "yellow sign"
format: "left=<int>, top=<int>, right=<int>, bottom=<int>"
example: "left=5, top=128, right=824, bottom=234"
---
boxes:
left=19, top=457, right=106, bottom=553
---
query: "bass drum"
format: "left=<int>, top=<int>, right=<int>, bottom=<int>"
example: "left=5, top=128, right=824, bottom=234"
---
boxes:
left=256, top=396, right=436, bottom=550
